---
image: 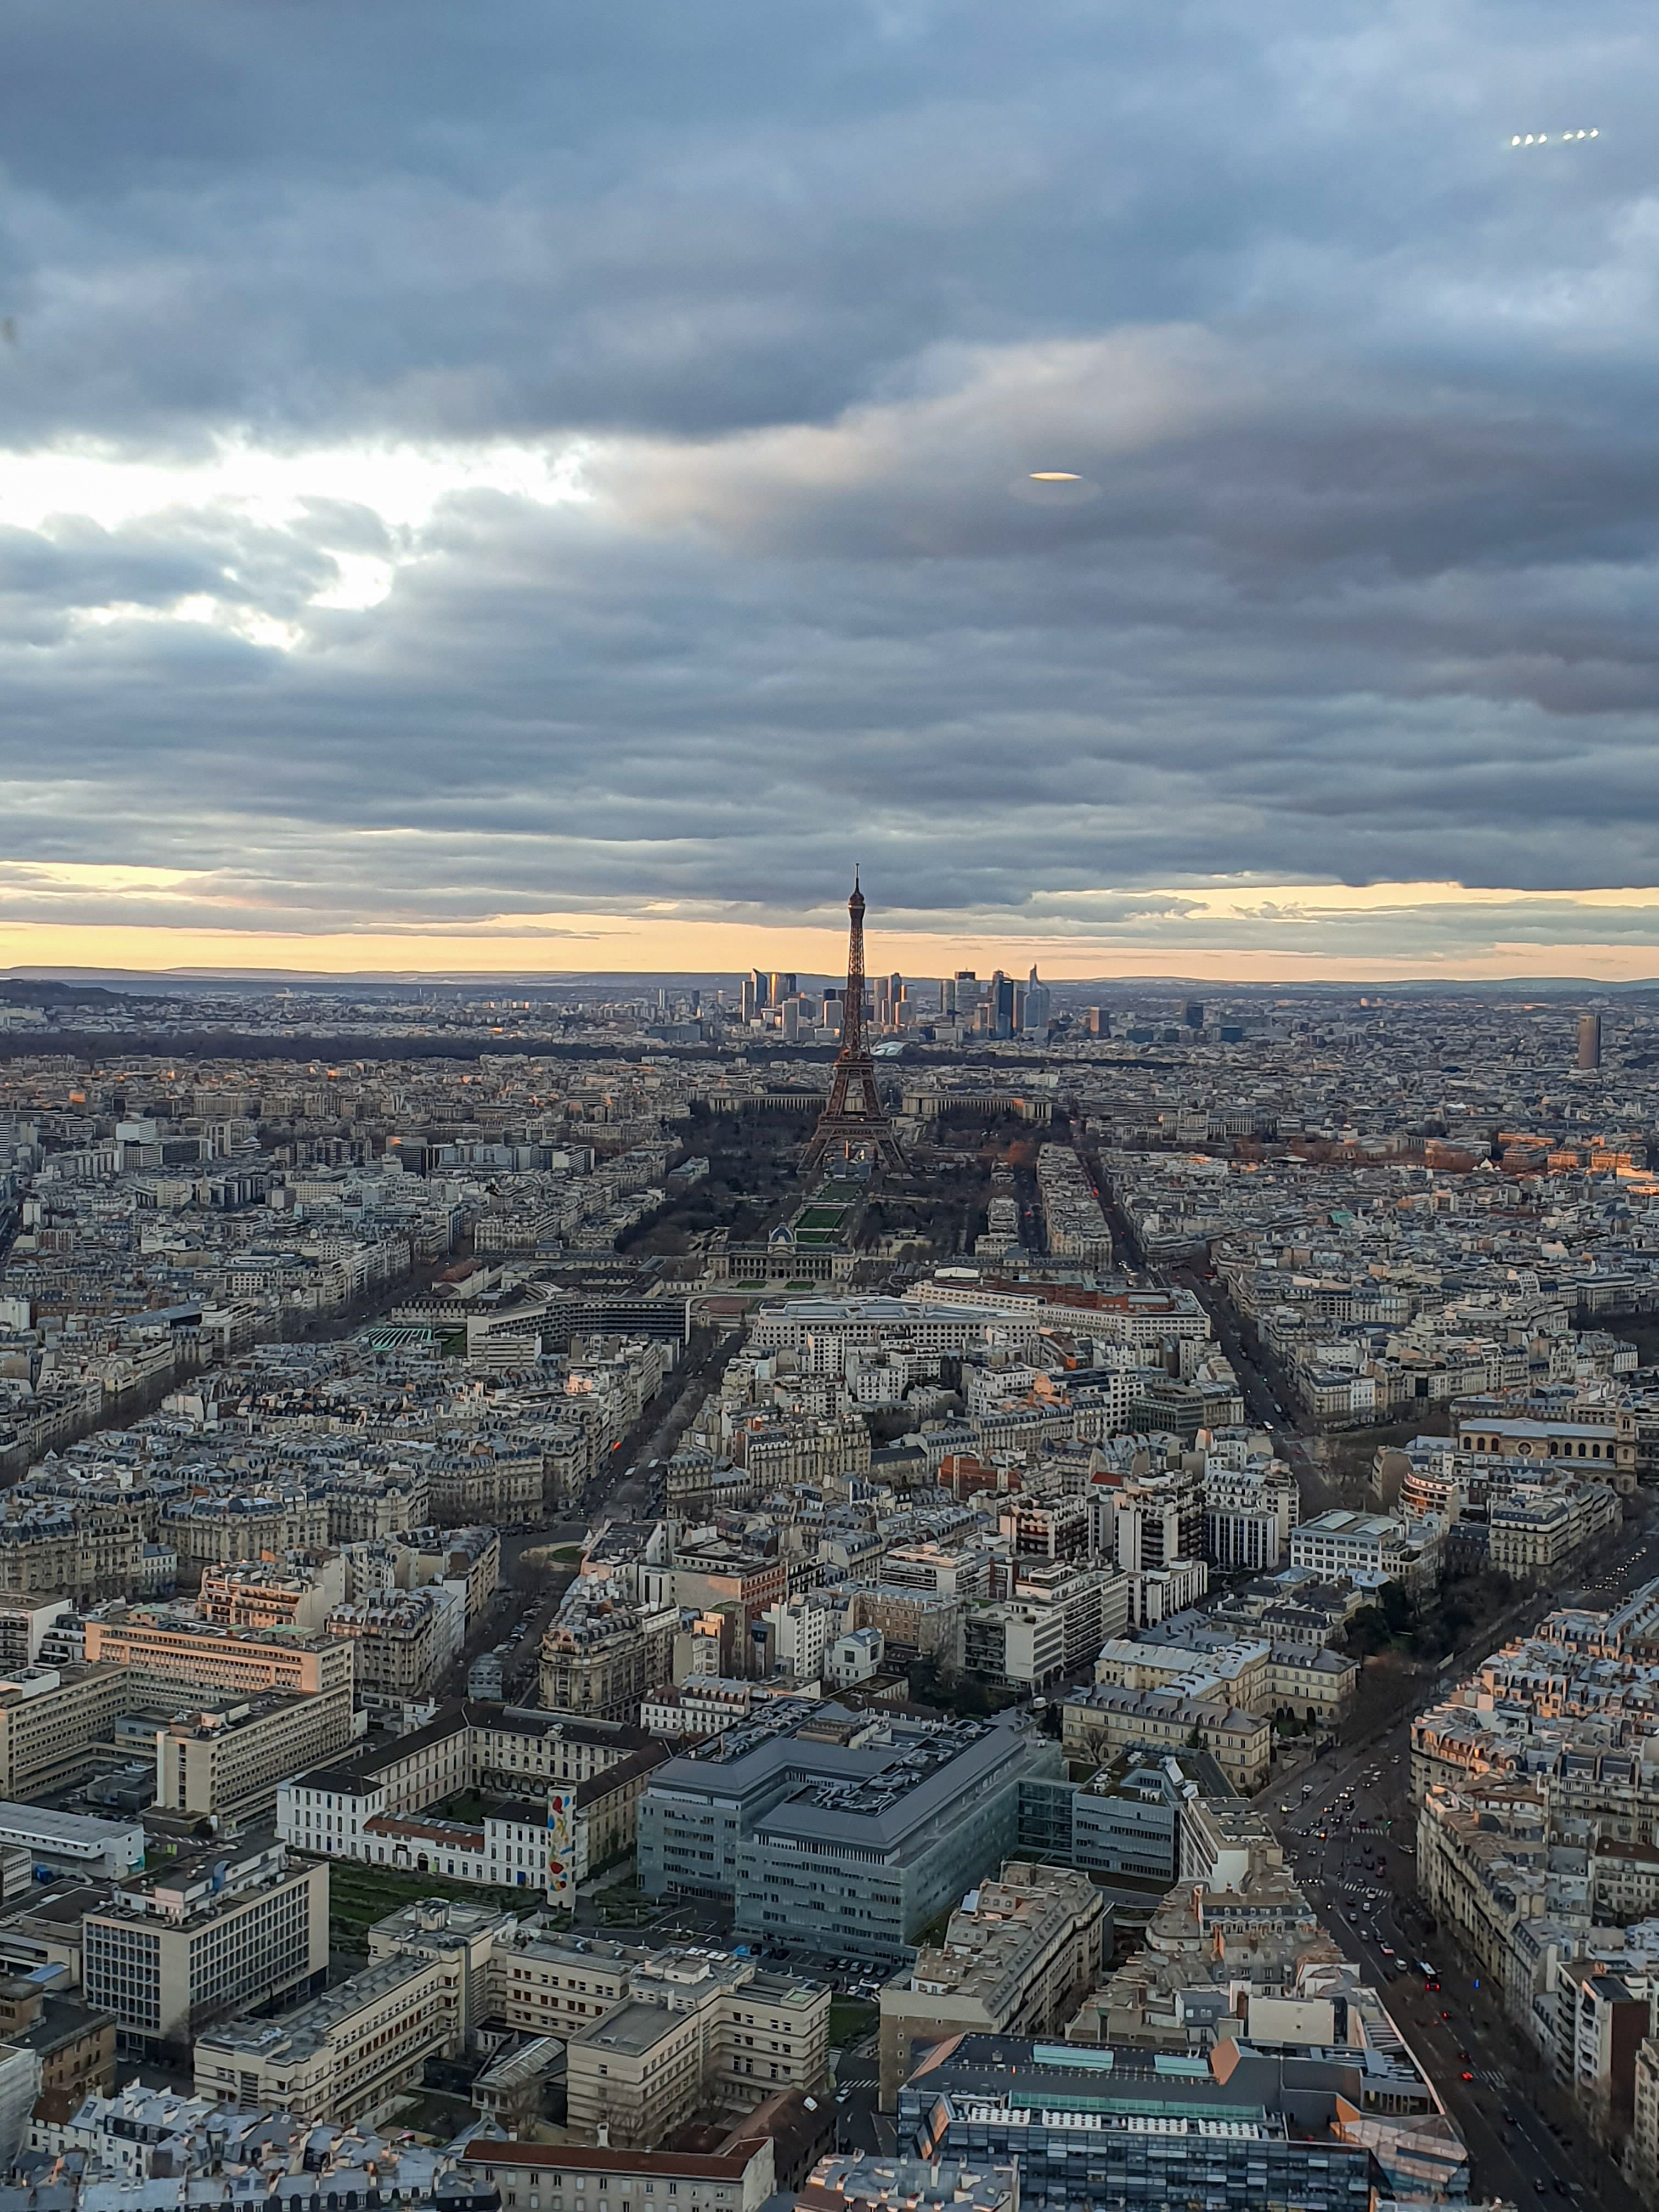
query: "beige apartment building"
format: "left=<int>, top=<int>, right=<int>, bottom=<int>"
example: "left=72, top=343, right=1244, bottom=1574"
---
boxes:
left=1414, top=1779, right=1550, bottom=2013
left=1062, top=1684, right=1272, bottom=1793
left=737, top=1415, right=871, bottom=1490
left=83, top=1841, right=327, bottom=2052
left=566, top=1994, right=709, bottom=2148
left=1090, top=1633, right=1356, bottom=1726
left=401, top=1525, right=501, bottom=1622
left=0, top=1511, right=143, bottom=1600
left=0, top=1664, right=131, bottom=1798
left=1488, top=1480, right=1621, bottom=1584
left=365, top=1895, right=513, bottom=2045
left=198, top=1559, right=345, bottom=1633
left=195, top=1948, right=463, bottom=2123
left=161, top=1496, right=331, bottom=1573
left=427, top=1448, right=544, bottom=1526
left=539, top=1598, right=680, bottom=1720
left=1592, top=1837, right=1659, bottom=1925
left=155, top=1684, right=357, bottom=1819
left=565, top=1952, right=828, bottom=2149
left=1266, top=1642, right=1360, bottom=1723
left=845, top=1585, right=962, bottom=1668
left=877, top=1862, right=1104, bottom=2106
left=488, top=1928, right=639, bottom=2041
left=324, top=1589, right=456, bottom=1702
left=323, top=1469, right=431, bottom=1544
left=83, top=1615, right=354, bottom=1700
left=699, top=1968, right=828, bottom=2119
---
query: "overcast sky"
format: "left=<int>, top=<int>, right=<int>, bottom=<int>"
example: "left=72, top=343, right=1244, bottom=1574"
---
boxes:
left=1, top=0, right=1656, bottom=979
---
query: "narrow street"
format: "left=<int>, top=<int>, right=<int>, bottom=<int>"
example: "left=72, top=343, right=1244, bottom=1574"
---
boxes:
left=1276, top=1716, right=1638, bottom=2210
left=575, top=1321, right=737, bottom=1523
left=1170, top=1260, right=1339, bottom=1510
left=1268, top=1515, right=1659, bottom=2210
left=1095, top=1146, right=1338, bottom=1511
left=443, top=1321, right=738, bottom=1702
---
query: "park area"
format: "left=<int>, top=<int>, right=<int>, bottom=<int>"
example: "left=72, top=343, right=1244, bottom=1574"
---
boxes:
left=791, top=1200, right=852, bottom=1246
left=328, top=1859, right=540, bottom=1953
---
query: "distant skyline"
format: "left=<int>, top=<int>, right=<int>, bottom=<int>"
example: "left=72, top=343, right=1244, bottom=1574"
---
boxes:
left=2, top=5, right=1658, bottom=980
left=4, top=877, right=1659, bottom=983
left=1, top=963, right=1649, bottom=997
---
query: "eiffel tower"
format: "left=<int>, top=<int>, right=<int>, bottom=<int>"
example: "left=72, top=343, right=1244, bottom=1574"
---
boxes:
left=803, top=873, right=906, bottom=1171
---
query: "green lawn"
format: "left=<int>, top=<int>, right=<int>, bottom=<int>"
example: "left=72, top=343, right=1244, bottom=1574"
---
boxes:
left=325, top=1859, right=536, bottom=1950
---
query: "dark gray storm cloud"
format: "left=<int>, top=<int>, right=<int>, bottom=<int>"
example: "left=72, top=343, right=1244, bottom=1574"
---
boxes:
left=1, top=0, right=1657, bottom=960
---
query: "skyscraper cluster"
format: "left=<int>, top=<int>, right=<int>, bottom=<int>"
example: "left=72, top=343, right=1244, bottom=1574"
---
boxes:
left=935, top=965, right=1050, bottom=1039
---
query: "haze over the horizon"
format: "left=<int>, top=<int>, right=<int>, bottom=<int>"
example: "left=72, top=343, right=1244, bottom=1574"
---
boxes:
left=2, top=2, right=1657, bottom=981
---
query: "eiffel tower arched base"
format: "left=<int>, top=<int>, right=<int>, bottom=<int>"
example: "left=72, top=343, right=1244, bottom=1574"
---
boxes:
left=803, top=1116, right=907, bottom=1172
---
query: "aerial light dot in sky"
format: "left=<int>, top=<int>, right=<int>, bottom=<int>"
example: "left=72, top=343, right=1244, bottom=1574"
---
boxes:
left=1511, top=129, right=1598, bottom=145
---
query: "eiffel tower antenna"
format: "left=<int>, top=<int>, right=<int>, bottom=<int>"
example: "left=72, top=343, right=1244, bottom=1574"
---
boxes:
left=803, top=874, right=905, bottom=1172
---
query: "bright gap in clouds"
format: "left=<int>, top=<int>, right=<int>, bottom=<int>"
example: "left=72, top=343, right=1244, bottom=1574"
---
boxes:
left=2, top=434, right=594, bottom=630
left=0, top=434, right=594, bottom=533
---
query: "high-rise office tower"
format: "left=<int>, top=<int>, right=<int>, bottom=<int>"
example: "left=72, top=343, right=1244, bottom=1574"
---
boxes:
left=769, top=972, right=795, bottom=1008
left=1578, top=1013, right=1602, bottom=1071
left=992, top=972, right=1016, bottom=1040
left=740, top=978, right=758, bottom=1023
left=1024, top=965, right=1052, bottom=1032
left=749, top=967, right=770, bottom=1009
left=1184, top=1000, right=1205, bottom=1031
left=939, top=977, right=957, bottom=1018
left=782, top=999, right=802, bottom=1043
